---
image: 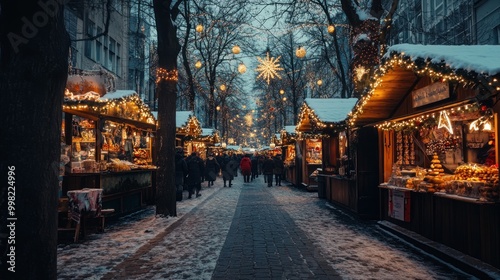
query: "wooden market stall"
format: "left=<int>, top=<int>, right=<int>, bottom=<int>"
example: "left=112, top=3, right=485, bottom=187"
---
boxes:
left=171, top=111, right=204, bottom=157
left=200, top=128, right=220, bottom=157
left=62, top=90, right=157, bottom=220
left=349, top=44, right=500, bottom=269
left=281, top=125, right=298, bottom=185
left=296, top=98, right=359, bottom=193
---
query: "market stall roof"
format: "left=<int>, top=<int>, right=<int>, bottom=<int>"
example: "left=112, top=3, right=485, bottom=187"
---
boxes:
left=349, top=44, right=500, bottom=127
left=225, top=145, right=241, bottom=152
left=151, top=111, right=202, bottom=137
left=63, top=89, right=156, bottom=130
left=284, top=125, right=297, bottom=134
left=297, top=98, right=358, bottom=133
left=198, top=128, right=220, bottom=144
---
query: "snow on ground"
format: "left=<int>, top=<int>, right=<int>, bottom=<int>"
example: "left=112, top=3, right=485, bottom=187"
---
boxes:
left=268, top=186, right=475, bottom=280
left=58, top=176, right=477, bottom=279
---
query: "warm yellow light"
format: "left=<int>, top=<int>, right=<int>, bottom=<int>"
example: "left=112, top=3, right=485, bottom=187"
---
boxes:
left=238, top=63, right=247, bottom=74
left=232, top=45, right=241, bottom=54
left=279, top=89, right=285, bottom=95
left=327, top=25, right=335, bottom=34
left=195, top=61, right=202, bottom=69
left=195, top=24, right=203, bottom=33
left=282, top=97, right=287, bottom=101
left=317, top=79, right=323, bottom=86
left=483, top=120, right=492, bottom=131
left=216, top=106, right=221, bottom=111
left=296, top=46, right=306, bottom=58
left=220, top=84, right=226, bottom=91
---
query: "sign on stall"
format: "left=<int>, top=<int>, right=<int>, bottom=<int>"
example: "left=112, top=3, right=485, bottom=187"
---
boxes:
left=412, top=82, right=449, bottom=108
left=388, top=189, right=411, bottom=222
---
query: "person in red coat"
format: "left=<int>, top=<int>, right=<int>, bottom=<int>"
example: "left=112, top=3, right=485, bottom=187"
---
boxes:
left=240, top=154, right=252, bottom=183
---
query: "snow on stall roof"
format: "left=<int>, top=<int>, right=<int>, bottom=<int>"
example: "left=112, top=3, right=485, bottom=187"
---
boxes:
left=176, top=111, right=194, bottom=127
left=305, top=98, right=358, bottom=123
left=101, top=90, right=138, bottom=100
left=385, top=44, right=500, bottom=76
left=150, top=111, right=194, bottom=127
left=202, top=128, right=215, bottom=136
left=275, top=133, right=281, bottom=140
left=284, top=125, right=297, bottom=134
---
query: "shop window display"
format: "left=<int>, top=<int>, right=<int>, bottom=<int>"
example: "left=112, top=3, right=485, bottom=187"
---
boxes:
left=382, top=106, right=498, bottom=202
left=66, top=116, right=154, bottom=173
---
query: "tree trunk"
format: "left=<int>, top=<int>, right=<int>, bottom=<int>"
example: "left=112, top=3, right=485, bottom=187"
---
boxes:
left=0, top=1, right=69, bottom=278
left=153, top=0, right=181, bottom=216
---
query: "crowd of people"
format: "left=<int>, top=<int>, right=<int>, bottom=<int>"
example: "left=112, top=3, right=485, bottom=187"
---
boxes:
left=175, top=149, right=286, bottom=200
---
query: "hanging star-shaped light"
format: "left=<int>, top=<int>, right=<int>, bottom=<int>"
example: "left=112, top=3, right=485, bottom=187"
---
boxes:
left=256, top=52, right=284, bottom=84
left=438, top=111, right=453, bottom=134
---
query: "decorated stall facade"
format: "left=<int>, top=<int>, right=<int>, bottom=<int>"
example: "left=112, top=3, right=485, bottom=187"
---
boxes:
left=349, top=44, right=500, bottom=268
left=171, top=111, right=205, bottom=157
left=62, top=88, right=157, bottom=219
left=281, top=125, right=297, bottom=185
left=296, top=98, right=360, bottom=193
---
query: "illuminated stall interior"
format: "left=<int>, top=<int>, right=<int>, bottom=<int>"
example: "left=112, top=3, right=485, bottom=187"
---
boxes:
left=172, top=111, right=204, bottom=157
left=296, top=98, right=358, bottom=188
left=63, top=90, right=157, bottom=172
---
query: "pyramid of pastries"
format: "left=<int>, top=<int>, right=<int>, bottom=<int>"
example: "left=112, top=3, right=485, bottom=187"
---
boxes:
left=423, top=153, right=445, bottom=192
left=430, top=153, right=445, bottom=176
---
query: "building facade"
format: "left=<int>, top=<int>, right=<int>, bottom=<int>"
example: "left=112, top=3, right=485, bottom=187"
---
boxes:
left=390, top=0, right=499, bottom=46
left=64, top=1, right=134, bottom=91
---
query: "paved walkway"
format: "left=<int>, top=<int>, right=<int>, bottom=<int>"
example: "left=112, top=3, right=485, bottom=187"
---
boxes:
left=58, top=172, right=487, bottom=279
left=212, top=182, right=341, bottom=280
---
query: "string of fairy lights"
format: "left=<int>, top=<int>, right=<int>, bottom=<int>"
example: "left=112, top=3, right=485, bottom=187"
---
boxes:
left=64, top=92, right=156, bottom=125
left=294, top=103, right=348, bottom=139
left=375, top=103, right=482, bottom=132
left=348, top=51, right=500, bottom=127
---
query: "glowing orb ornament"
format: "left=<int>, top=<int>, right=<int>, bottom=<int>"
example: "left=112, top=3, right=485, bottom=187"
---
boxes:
left=296, top=46, right=306, bottom=58
left=232, top=45, right=241, bottom=54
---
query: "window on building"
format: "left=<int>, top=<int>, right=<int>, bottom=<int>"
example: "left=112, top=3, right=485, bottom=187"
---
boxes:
left=108, top=38, right=115, bottom=72
left=116, top=43, right=121, bottom=77
left=435, top=0, right=444, bottom=17
left=496, top=26, right=500, bottom=44
left=95, top=27, right=102, bottom=63
left=84, top=20, right=95, bottom=59
left=103, top=36, right=109, bottom=69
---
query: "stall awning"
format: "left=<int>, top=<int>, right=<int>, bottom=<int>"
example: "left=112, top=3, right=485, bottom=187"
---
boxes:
left=350, top=44, right=500, bottom=127
left=296, top=98, right=358, bottom=133
left=63, top=90, right=156, bottom=130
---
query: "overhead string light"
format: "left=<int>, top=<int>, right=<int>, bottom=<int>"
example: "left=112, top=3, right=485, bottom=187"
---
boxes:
left=348, top=50, right=500, bottom=127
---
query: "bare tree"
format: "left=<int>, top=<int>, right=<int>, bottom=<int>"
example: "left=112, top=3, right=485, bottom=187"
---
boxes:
left=190, top=0, right=255, bottom=128
left=0, top=1, right=70, bottom=278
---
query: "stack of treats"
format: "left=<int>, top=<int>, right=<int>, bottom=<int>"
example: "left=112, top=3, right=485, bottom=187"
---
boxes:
left=425, top=153, right=446, bottom=192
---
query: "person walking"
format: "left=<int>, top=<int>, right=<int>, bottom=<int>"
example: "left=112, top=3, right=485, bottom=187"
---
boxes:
left=258, top=154, right=265, bottom=180
left=205, top=153, right=220, bottom=187
left=240, top=154, right=252, bottom=183
left=231, top=154, right=239, bottom=177
left=250, top=153, right=259, bottom=180
left=186, top=152, right=204, bottom=198
left=262, top=154, right=275, bottom=187
left=175, top=148, right=188, bottom=201
left=220, top=153, right=234, bottom=187
left=273, top=154, right=284, bottom=186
